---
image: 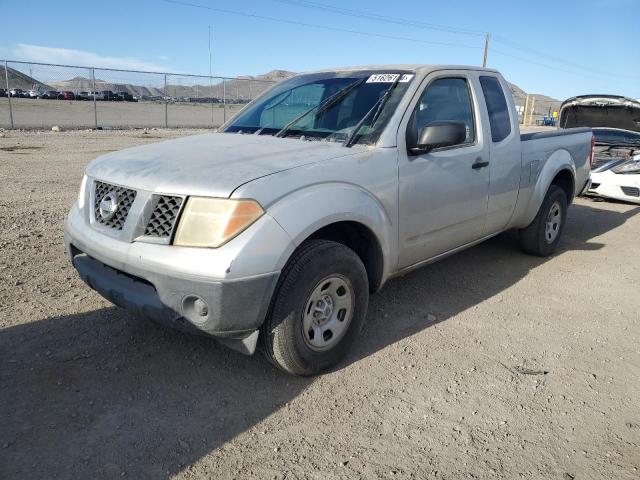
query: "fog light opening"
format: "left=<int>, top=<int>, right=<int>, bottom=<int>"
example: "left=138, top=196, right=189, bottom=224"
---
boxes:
left=182, top=295, right=210, bottom=325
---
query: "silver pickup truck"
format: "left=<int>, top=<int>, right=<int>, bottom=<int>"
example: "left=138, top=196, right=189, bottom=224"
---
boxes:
left=65, top=65, right=592, bottom=375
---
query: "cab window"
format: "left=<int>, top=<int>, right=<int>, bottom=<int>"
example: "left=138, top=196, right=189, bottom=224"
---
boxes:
left=479, top=76, right=511, bottom=142
left=413, top=77, right=475, bottom=146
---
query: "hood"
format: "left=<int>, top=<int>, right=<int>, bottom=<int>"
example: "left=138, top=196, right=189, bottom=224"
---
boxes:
left=86, top=133, right=356, bottom=197
left=559, top=95, right=640, bottom=132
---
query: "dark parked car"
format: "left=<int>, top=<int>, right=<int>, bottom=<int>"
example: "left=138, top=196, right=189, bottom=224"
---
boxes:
left=58, top=91, right=75, bottom=100
left=9, top=88, right=26, bottom=98
left=100, top=90, right=119, bottom=101
left=0, top=88, right=6, bottom=97
left=116, top=91, right=135, bottom=102
left=39, top=90, right=60, bottom=99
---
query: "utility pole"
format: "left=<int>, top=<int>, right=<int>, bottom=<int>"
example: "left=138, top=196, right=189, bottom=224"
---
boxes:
left=5, top=61, right=14, bottom=129
left=522, top=95, right=530, bottom=125
left=208, top=24, right=214, bottom=126
left=482, top=33, right=490, bottom=67
left=528, top=96, right=536, bottom=126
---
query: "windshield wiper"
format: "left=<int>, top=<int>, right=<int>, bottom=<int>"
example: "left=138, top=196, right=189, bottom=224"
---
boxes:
left=274, top=78, right=365, bottom=139
left=343, top=75, right=401, bottom=148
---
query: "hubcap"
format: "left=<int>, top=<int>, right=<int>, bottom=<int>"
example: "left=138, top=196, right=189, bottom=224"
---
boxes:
left=302, top=275, right=354, bottom=351
left=544, top=200, right=562, bottom=244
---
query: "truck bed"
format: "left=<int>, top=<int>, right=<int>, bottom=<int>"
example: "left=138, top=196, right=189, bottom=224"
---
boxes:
left=520, top=127, right=591, bottom=142
left=520, top=127, right=592, bottom=201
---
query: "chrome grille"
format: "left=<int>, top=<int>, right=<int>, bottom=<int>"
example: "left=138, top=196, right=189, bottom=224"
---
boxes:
left=144, top=195, right=184, bottom=238
left=93, top=181, right=137, bottom=230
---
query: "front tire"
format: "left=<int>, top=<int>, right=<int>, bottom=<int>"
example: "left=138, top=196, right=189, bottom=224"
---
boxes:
left=519, top=185, right=568, bottom=257
left=261, top=240, right=369, bottom=376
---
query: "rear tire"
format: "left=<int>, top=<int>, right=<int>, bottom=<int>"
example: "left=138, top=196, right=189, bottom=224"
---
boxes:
left=261, top=240, right=369, bottom=376
left=519, top=185, right=568, bottom=257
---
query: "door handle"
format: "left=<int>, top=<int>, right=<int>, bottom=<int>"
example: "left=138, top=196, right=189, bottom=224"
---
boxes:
left=472, top=158, right=490, bottom=169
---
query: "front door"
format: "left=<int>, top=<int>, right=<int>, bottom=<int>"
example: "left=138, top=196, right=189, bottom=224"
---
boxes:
left=398, top=74, right=490, bottom=268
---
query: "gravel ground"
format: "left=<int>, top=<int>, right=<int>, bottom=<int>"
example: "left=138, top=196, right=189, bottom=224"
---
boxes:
left=0, top=129, right=638, bottom=480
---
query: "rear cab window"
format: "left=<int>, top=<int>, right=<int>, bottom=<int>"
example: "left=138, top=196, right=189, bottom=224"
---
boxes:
left=479, top=76, right=511, bottom=142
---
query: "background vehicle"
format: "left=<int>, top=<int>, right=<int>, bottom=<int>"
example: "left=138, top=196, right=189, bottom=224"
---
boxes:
left=58, top=91, right=75, bottom=100
left=117, top=91, right=134, bottom=101
left=88, top=91, right=105, bottom=101
left=39, top=90, right=60, bottom=99
left=65, top=65, right=592, bottom=375
left=75, top=91, right=90, bottom=101
left=560, top=95, right=640, bottom=204
left=9, top=88, right=25, bottom=97
left=0, top=88, right=5, bottom=97
left=100, top=90, right=118, bottom=101
left=26, top=89, right=40, bottom=98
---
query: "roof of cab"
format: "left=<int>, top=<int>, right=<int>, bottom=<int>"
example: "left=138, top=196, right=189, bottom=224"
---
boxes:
left=302, top=64, right=500, bottom=75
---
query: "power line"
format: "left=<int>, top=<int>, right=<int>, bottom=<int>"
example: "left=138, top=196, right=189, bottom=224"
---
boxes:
left=162, top=0, right=638, bottom=82
left=272, top=0, right=484, bottom=36
left=491, top=48, right=608, bottom=80
left=492, top=35, right=628, bottom=78
left=161, top=0, right=482, bottom=50
left=271, top=0, right=638, bottom=80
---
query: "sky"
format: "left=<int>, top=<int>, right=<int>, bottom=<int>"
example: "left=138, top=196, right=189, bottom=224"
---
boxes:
left=0, top=0, right=638, bottom=100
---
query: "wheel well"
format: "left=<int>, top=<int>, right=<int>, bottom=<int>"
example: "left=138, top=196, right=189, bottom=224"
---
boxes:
left=551, top=169, right=575, bottom=204
left=306, top=221, right=384, bottom=293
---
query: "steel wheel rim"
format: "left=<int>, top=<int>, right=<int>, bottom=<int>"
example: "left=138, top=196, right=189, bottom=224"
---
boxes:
left=301, top=275, right=354, bottom=352
left=544, top=200, right=562, bottom=244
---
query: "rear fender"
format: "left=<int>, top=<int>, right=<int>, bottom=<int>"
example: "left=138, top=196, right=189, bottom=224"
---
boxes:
left=520, top=149, right=576, bottom=227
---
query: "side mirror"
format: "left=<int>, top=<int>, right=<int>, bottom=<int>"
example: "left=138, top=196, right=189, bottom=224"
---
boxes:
left=408, top=121, right=467, bottom=155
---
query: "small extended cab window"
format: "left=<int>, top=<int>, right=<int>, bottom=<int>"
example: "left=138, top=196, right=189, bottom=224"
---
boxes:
left=479, top=76, right=511, bottom=142
left=413, top=77, right=475, bottom=146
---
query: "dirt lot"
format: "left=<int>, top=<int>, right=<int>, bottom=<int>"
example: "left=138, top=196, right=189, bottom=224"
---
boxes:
left=0, top=98, right=244, bottom=129
left=0, top=129, right=638, bottom=480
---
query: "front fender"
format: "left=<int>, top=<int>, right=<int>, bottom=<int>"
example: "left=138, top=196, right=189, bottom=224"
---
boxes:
left=266, top=182, right=396, bottom=282
left=519, top=149, right=576, bottom=227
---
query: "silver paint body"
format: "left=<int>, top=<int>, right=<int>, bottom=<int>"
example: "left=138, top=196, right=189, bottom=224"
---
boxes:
left=65, top=65, right=591, bottom=337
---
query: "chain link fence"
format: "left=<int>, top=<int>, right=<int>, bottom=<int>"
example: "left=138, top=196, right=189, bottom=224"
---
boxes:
left=1, top=60, right=277, bottom=129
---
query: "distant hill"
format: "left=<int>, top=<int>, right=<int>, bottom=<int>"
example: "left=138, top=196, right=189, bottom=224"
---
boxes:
left=3, top=66, right=52, bottom=91
left=48, top=70, right=295, bottom=100
left=50, top=76, right=165, bottom=97
left=508, top=82, right=561, bottom=115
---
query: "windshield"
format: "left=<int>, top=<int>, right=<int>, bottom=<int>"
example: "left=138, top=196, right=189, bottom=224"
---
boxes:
left=223, top=70, right=415, bottom=145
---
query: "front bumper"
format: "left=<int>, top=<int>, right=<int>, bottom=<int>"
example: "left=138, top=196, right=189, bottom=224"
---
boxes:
left=65, top=202, right=293, bottom=352
left=586, top=171, right=640, bottom=204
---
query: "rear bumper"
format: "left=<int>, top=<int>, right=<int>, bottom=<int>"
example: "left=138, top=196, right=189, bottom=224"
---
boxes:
left=579, top=177, right=592, bottom=195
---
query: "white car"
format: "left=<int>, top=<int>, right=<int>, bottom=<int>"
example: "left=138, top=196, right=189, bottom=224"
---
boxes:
left=87, top=91, right=105, bottom=100
left=559, top=95, right=640, bottom=204
left=590, top=149, right=640, bottom=204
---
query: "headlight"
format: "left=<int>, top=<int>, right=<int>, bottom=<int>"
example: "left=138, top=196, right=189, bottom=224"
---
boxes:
left=612, top=160, right=640, bottom=174
left=77, top=175, right=88, bottom=209
left=173, top=197, right=264, bottom=248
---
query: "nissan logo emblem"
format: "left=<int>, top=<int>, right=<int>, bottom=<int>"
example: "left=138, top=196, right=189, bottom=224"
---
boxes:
left=99, top=192, right=119, bottom=221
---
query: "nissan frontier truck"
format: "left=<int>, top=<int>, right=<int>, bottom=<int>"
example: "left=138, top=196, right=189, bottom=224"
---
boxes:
left=65, top=65, right=593, bottom=375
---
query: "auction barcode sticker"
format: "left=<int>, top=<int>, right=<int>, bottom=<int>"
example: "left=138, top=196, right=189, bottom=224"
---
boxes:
left=366, top=73, right=414, bottom=83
